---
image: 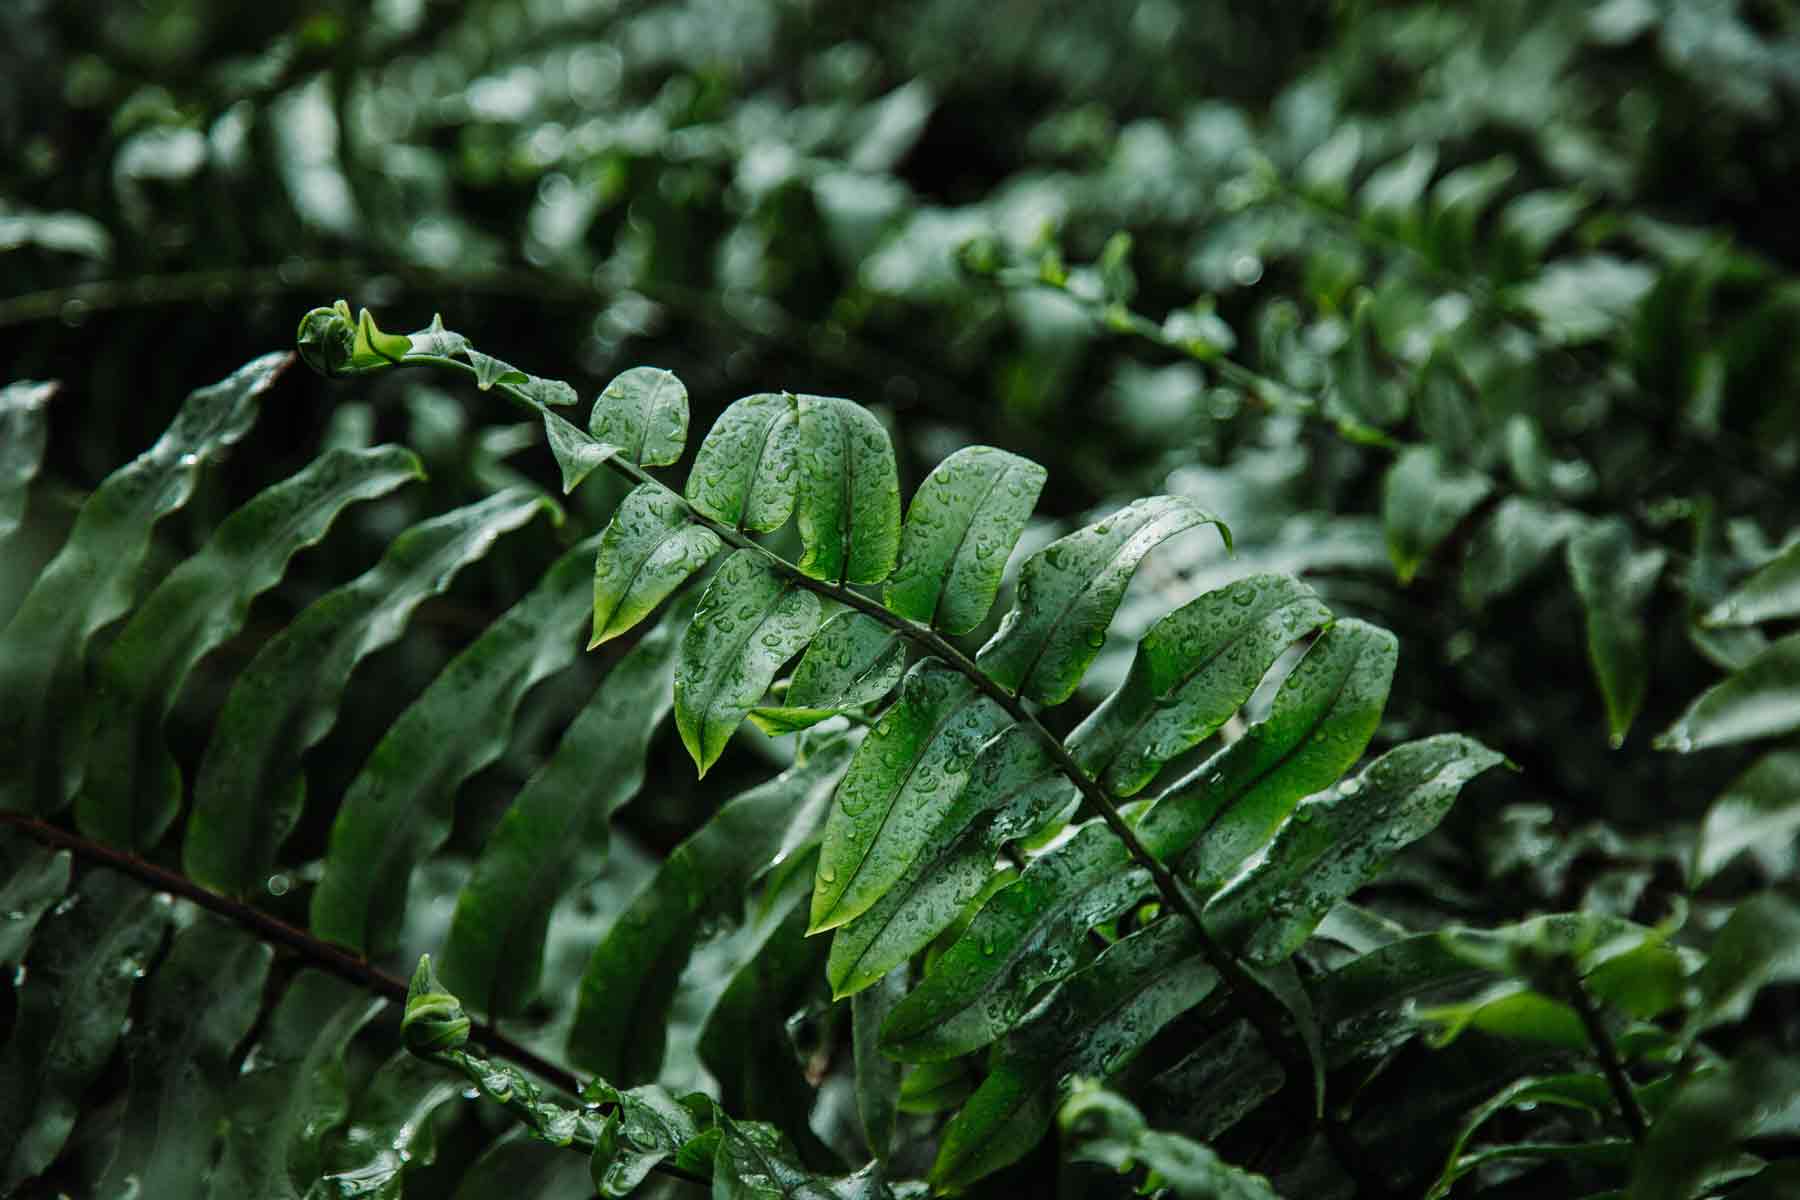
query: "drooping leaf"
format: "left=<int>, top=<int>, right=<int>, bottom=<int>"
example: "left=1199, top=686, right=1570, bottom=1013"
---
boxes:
left=1207, top=734, right=1504, bottom=963
left=854, top=964, right=909, bottom=1158
left=1567, top=517, right=1666, bottom=747
left=750, top=610, right=905, bottom=734
left=1691, top=750, right=1800, bottom=885
left=590, top=366, right=689, bottom=467
left=0, top=352, right=289, bottom=814
left=183, top=488, right=554, bottom=897
left=542, top=409, right=618, bottom=493
left=1058, top=1080, right=1280, bottom=1200
left=0, top=379, right=55, bottom=544
left=1382, top=446, right=1493, bottom=585
left=884, top=445, right=1046, bottom=633
left=0, top=871, right=173, bottom=1191
left=442, top=592, right=691, bottom=1020
left=977, top=496, right=1231, bottom=705
left=793, top=394, right=902, bottom=586
left=686, top=392, right=800, bottom=532
left=76, top=444, right=423, bottom=850
left=674, top=549, right=824, bottom=776
left=94, top=916, right=271, bottom=1200
left=210, top=971, right=387, bottom=1199
left=589, top=482, right=723, bottom=646
left=0, top=834, right=70, bottom=964
left=810, top=659, right=1010, bottom=933
left=566, top=736, right=856, bottom=1081
left=1066, top=573, right=1332, bottom=797
left=930, top=920, right=1220, bottom=1191
left=1656, top=630, right=1800, bottom=753
left=310, top=532, right=604, bottom=956
left=1422, top=1074, right=1611, bottom=1200
left=314, top=1052, right=464, bottom=1200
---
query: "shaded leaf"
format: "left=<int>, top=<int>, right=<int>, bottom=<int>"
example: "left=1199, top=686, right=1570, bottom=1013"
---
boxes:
left=587, top=1082, right=717, bottom=1196
left=854, top=965, right=909, bottom=1158
left=1628, top=1052, right=1800, bottom=1200
left=1656, top=629, right=1800, bottom=753
left=1058, top=1080, right=1280, bottom=1200
left=314, top=1053, right=464, bottom=1199
left=794, top=394, right=902, bottom=586
left=1688, top=893, right=1800, bottom=1035
left=1382, top=446, right=1493, bottom=585
left=590, top=366, right=689, bottom=467
left=1461, top=497, right=1583, bottom=611
left=0, top=835, right=69, bottom=964
left=0, top=379, right=54, bottom=543
left=1422, top=1074, right=1611, bottom=1200
left=1567, top=517, right=1666, bottom=746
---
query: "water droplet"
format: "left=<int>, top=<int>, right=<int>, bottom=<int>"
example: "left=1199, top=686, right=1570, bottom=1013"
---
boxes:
left=266, top=874, right=292, bottom=897
left=179, top=453, right=200, bottom=467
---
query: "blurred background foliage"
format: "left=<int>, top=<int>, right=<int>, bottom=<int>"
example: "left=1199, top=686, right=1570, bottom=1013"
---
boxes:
left=4, top=0, right=1800, bottom=1195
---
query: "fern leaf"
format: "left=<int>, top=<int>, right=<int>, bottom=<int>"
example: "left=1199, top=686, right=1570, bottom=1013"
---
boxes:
left=1058, top=1080, right=1281, bottom=1199
left=95, top=916, right=271, bottom=1199
left=884, top=445, right=1046, bottom=634
left=750, top=609, right=904, bottom=734
left=976, top=496, right=1230, bottom=705
left=686, top=392, right=800, bottom=532
left=852, top=964, right=908, bottom=1159
left=0, top=379, right=54, bottom=545
left=314, top=1052, right=464, bottom=1199
left=0, top=871, right=174, bottom=1191
left=590, top=366, right=690, bottom=467
left=541, top=408, right=619, bottom=493
left=566, top=735, right=855, bottom=1081
left=0, top=352, right=289, bottom=815
left=590, top=483, right=722, bottom=646
left=0, top=833, right=70, bottom=963
left=588, top=1081, right=718, bottom=1195
left=793, top=393, right=902, bottom=585
left=76, top=444, right=423, bottom=850
left=182, top=488, right=554, bottom=897
left=310, top=530, right=604, bottom=956
left=442, top=590, right=689, bottom=1019
left=674, top=549, right=823, bottom=775
left=809, top=659, right=1011, bottom=933
left=1067, top=573, right=1331, bottom=797
left=714, top=1115, right=893, bottom=1199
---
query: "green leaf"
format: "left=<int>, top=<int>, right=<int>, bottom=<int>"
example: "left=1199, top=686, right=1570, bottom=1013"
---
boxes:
left=542, top=408, right=617, bottom=493
left=827, top=727, right=1073, bottom=998
left=315, top=1052, right=464, bottom=1199
left=590, top=482, right=723, bottom=646
left=310, top=532, right=604, bottom=956
left=794, top=394, right=902, bottom=586
left=1331, top=292, right=1408, bottom=428
left=1461, top=498, right=1584, bottom=611
left=930, top=920, right=1220, bottom=1191
left=76, top=444, right=423, bottom=850
left=0, top=835, right=70, bottom=964
left=1656, top=629, right=1800, bottom=753
left=1692, top=750, right=1800, bottom=885
left=750, top=610, right=904, bottom=734
left=1628, top=1052, right=1800, bottom=1200
left=590, top=366, right=689, bottom=467
left=183, top=488, right=554, bottom=896
left=210, top=971, right=386, bottom=1199
left=94, top=916, right=271, bottom=1200
left=1423, top=1074, right=1612, bottom=1200
left=1382, top=446, right=1493, bottom=585
left=884, top=446, right=1046, bottom=634
left=714, top=1114, right=892, bottom=1199
left=587, top=1082, right=717, bottom=1196
left=1687, top=893, right=1800, bottom=1034
left=566, top=736, right=856, bottom=1080
left=442, top=592, right=691, bottom=1021
left=810, top=659, right=1010, bottom=933
left=977, top=496, right=1231, bottom=705
left=0, top=379, right=54, bottom=543
left=1360, top=145, right=1438, bottom=233
left=1427, top=156, right=1515, bottom=271
left=686, top=392, right=800, bottom=532
left=674, top=549, right=824, bottom=776
left=0, top=871, right=173, bottom=1191
left=854, top=965, right=908, bottom=1158
left=1707, top=539, right=1800, bottom=627
left=1067, top=573, right=1332, bottom=797
left=899, top=1059, right=976, bottom=1115
left=1153, top=619, right=1398, bottom=892
left=1207, top=734, right=1504, bottom=963
left=1058, top=1080, right=1280, bottom=1200
left=1419, top=982, right=1588, bottom=1050
left=1568, top=517, right=1666, bottom=747
left=0, top=352, right=288, bottom=814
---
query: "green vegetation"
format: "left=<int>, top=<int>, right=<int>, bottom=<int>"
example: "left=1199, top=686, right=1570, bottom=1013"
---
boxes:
left=3, top=2, right=1799, bottom=1196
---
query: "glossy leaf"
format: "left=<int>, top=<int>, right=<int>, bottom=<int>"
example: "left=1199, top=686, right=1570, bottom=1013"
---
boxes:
left=1656, top=630, right=1800, bottom=753
left=810, top=659, right=1010, bottom=933
left=95, top=917, right=271, bottom=1200
left=1692, top=750, right=1800, bottom=885
left=714, top=1115, right=892, bottom=1199
left=443, top=593, right=691, bottom=1020
left=315, top=1052, right=464, bottom=1199
left=588, top=1082, right=718, bottom=1196
left=674, top=549, right=823, bottom=776
left=977, top=495, right=1231, bottom=705
left=1207, top=734, right=1504, bottom=963
left=1382, top=446, right=1493, bottom=585
left=0, top=835, right=69, bottom=964
left=0, top=352, right=288, bottom=814
left=566, top=736, right=855, bottom=1080
left=750, top=609, right=904, bottom=734
left=76, top=444, right=423, bottom=850
left=590, top=482, right=723, bottom=645
left=1067, top=573, right=1331, bottom=797
left=542, top=408, right=617, bottom=493
left=0, top=872, right=173, bottom=1191
left=1058, top=1080, right=1280, bottom=1200
left=1706, top=537, right=1800, bottom=627
left=884, top=445, right=1046, bottom=633
left=0, top=379, right=54, bottom=543
left=793, top=393, right=902, bottom=585
left=183, top=489, right=554, bottom=896
left=1687, top=893, right=1800, bottom=1034
left=1567, top=517, right=1666, bottom=747
left=310, top=532, right=603, bottom=956
left=686, top=392, right=800, bottom=532
left=590, top=366, right=689, bottom=467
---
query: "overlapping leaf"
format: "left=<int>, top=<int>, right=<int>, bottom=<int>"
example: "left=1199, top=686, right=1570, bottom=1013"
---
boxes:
left=589, top=482, right=723, bottom=646
left=751, top=609, right=905, bottom=734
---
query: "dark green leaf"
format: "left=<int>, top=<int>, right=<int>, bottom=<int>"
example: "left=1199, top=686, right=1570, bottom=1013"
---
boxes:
left=977, top=496, right=1231, bottom=705
left=315, top=1052, right=464, bottom=1199
left=884, top=446, right=1046, bottom=634
left=590, top=482, right=723, bottom=646
left=1629, top=1052, right=1800, bottom=1200
left=1422, top=1074, right=1611, bottom=1200
left=1331, top=292, right=1408, bottom=428
left=587, top=1082, right=717, bottom=1196
left=1567, top=517, right=1666, bottom=747
left=183, top=489, right=554, bottom=896
left=0, top=835, right=69, bottom=964
left=854, top=965, right=908, bottom=1158
left=1382, top=446, right=1493, bottom=585
left=687, top=392, right=800, bottom=533
left=590, top=366, right=689, bottom=467
left=1656, top=630, right=1800, bottom=753
left=1461, top=498, right=1584, bottom=611
left=751, top=610, right=904, bottom=734
left=0, top=379, right=54, bottom=543
left=453, top=1136, right=596, bottom=1200
left=1058, top=1080, right=1280, bottom=1200
left=715, top=1114, right=891, bottom=1199
left=793, top=394, right=902, bottom=586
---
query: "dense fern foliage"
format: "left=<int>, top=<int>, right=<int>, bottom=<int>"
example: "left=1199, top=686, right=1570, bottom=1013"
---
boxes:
left=5, top=1, right=1800, bottom=1197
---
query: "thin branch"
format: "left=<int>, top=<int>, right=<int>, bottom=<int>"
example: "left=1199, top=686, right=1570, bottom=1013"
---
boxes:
left=1567, top=968, right=1650, bottom=1142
